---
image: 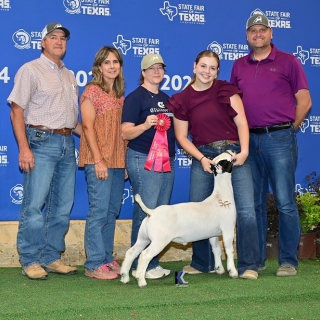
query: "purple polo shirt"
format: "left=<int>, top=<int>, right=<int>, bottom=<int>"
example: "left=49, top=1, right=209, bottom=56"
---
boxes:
left=230, top=44, right=309, bottom=128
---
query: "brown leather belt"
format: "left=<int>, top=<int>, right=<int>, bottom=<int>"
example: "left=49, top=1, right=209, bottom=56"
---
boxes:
left=207, top=140, right=238, bottom=149
left=28, top=125, right=72, bottom=135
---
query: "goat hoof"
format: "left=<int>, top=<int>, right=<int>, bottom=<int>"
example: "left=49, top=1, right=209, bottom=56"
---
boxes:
left=228, top=269, right=238, bottom=278
left=120, top=274, right=130, bottom=284
left=215, top=267, right=225, bottom=275
left=138, top=280, right=147, bottom=288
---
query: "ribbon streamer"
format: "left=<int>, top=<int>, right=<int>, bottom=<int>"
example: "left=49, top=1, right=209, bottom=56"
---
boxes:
left=144, top=113, right=171, bottom=172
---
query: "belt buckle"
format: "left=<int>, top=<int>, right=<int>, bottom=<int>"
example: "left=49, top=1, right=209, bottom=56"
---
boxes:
left=210, top=140, right=227, bottom=149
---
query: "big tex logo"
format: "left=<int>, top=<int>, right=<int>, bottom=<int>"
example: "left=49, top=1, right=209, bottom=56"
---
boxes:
left=63, top=0, right=111, bottom=16
left=12, top=29, right=43, bottom=50
left=207, top=41, right=249, bottom=61
left=159, top=1, right=206, bottom=24
left=249, top=8, right=291, bottom=29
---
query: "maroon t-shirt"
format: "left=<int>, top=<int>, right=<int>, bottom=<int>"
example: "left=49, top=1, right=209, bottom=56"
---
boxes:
left=166, top=80, right=241, bottom=146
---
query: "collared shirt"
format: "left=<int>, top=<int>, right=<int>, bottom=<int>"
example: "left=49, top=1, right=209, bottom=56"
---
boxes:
left=230, top=44, right=309, bottom=128
left=8, top=54, right=78, bottom=129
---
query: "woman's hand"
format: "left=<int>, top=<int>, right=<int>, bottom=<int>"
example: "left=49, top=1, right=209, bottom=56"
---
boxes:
left=95, top=160, right=108, bottom=180
left=144, top=115, right=158, bottom=130
left=231, top=151, right=248, bottom=166
left=200, top=156, right=214, bottom=173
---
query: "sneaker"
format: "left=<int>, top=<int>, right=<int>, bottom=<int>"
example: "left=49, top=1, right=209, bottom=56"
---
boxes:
left=183, top=265, right=215, bottom=274
left=22, top=264, right=48, bottom=280
left=132, top=266, right=171, bottom=279
left=44, top=259, right=77, bottom=275
left=106, top=261, right=120, bottom=274
left=276, top=263, right=297, bottom=277
left=239, top=270, right=258, bottom=280
left=85, top=264, right=118, bottom=280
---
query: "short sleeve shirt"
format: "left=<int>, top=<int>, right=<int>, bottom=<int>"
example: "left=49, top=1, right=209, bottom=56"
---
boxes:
left=121, top=86, right=175, bottom=156
left=230, top=44, right=309, bottom=128
left=78, top=84, right=126, bottom=168
left=166, top=80, right=241, bottom=146
left=7, top=54, right=78, bottom=129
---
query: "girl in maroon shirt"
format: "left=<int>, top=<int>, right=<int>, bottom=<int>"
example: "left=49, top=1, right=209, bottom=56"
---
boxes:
left=166, top=50, right=260, bottom=279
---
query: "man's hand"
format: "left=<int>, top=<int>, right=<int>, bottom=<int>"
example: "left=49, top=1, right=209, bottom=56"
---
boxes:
left=19, top=147, right=34, bottom=173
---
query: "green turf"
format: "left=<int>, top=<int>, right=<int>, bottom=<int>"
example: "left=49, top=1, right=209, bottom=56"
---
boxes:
left=1, top=259, right=320, bottom=320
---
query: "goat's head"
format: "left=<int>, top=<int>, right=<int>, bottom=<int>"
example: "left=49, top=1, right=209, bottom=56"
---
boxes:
left=210, top=150, right=236, bottom=176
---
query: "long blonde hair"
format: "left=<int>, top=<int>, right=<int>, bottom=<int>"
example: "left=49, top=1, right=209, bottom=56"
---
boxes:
left=189, top=50, right=220, bottom=86
left=90, top=46, right=125, bottom=98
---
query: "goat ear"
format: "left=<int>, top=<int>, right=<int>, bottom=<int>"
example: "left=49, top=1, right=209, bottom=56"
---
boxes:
left=225, top=161, right=233, bottom=173
left=210, top=163, right=218, bottom=176
left=218, top=160, right=233, bottom=173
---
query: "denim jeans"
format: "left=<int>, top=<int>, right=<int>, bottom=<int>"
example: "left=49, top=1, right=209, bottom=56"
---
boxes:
left=126, top=148, right=175, bottom=270
left=189, top=143, right=259, bottom=275
left=17, top=127, right=76, bottom=268
left=84, top=165, right=125, bottom=271
left=249, top=127, right=299, bottom=268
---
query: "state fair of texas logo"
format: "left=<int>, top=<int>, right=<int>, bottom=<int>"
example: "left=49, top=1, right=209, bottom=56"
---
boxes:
left=10, top=184, right=24, bottom=204
left=293, top=46, right=310, bottom=65
left=249, top=7, right=291, bottom=29
left=63, top=0, right=110, bottom=16
left=160, top=1, right=178, bottom=21
left=294, top=46, right=320, bottom=67
left=12, top=29, right=31, bottom=49
left=159, top=1, right=205, bottom=24
left=113, top=35, right=160, bottom=56
left=63, top=0, right=81, bottom=14
left=299, top=118, right=309, bottom=133
left=113, top=35, right=132, bottom=55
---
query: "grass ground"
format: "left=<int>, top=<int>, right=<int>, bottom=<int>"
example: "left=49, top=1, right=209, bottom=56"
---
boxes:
left=0, top=259, right=319, bottom=320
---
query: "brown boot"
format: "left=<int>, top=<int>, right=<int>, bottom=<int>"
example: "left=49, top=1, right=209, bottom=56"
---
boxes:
left=45, top=260, right=77, bottom=275
left=22, top=264, right=48, bottom=280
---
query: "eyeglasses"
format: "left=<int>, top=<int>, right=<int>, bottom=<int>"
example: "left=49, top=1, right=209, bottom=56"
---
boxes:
left=145, top=65, right=164, bottom=72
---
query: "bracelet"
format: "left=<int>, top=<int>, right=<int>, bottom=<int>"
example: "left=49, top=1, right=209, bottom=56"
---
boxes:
left=199, top=155, right=206, bottom=162
left=94, top=158, right=102, bottom=165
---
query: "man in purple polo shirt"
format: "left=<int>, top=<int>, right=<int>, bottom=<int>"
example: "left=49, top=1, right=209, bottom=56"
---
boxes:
left=230, top=14, right=311, bottom=276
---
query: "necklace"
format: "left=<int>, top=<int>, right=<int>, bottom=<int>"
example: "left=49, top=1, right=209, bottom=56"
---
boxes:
left=142, top=85, right=158, bottom=98
left=147, top=90, right=158, bottom=98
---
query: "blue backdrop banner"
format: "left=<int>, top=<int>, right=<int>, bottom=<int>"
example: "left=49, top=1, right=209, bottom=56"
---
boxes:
left=0, top=0, right=319, bottom=220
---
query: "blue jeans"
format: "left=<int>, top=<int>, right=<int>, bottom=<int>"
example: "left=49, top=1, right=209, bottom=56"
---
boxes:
left=249, top=127, right=299, bottom=268
left=84, top=166, right=125, bottom=271
left=126, top=148, right=175, bottom=270
left=17, top=127, right=76, bottom=268
left=189, top=144, right=259, bottom=275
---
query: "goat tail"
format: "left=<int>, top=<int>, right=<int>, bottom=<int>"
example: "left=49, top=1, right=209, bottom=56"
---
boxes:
left=135, top=194, right=154, bottom=216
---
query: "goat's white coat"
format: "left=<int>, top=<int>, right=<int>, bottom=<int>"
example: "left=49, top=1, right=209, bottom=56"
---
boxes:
left=120, top=150, right=238, bottom=287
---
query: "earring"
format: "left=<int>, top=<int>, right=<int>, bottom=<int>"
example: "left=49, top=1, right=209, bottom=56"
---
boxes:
left=193, top=68, right=196, bottom=74
left=100, top=71, right=103, bottom=77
